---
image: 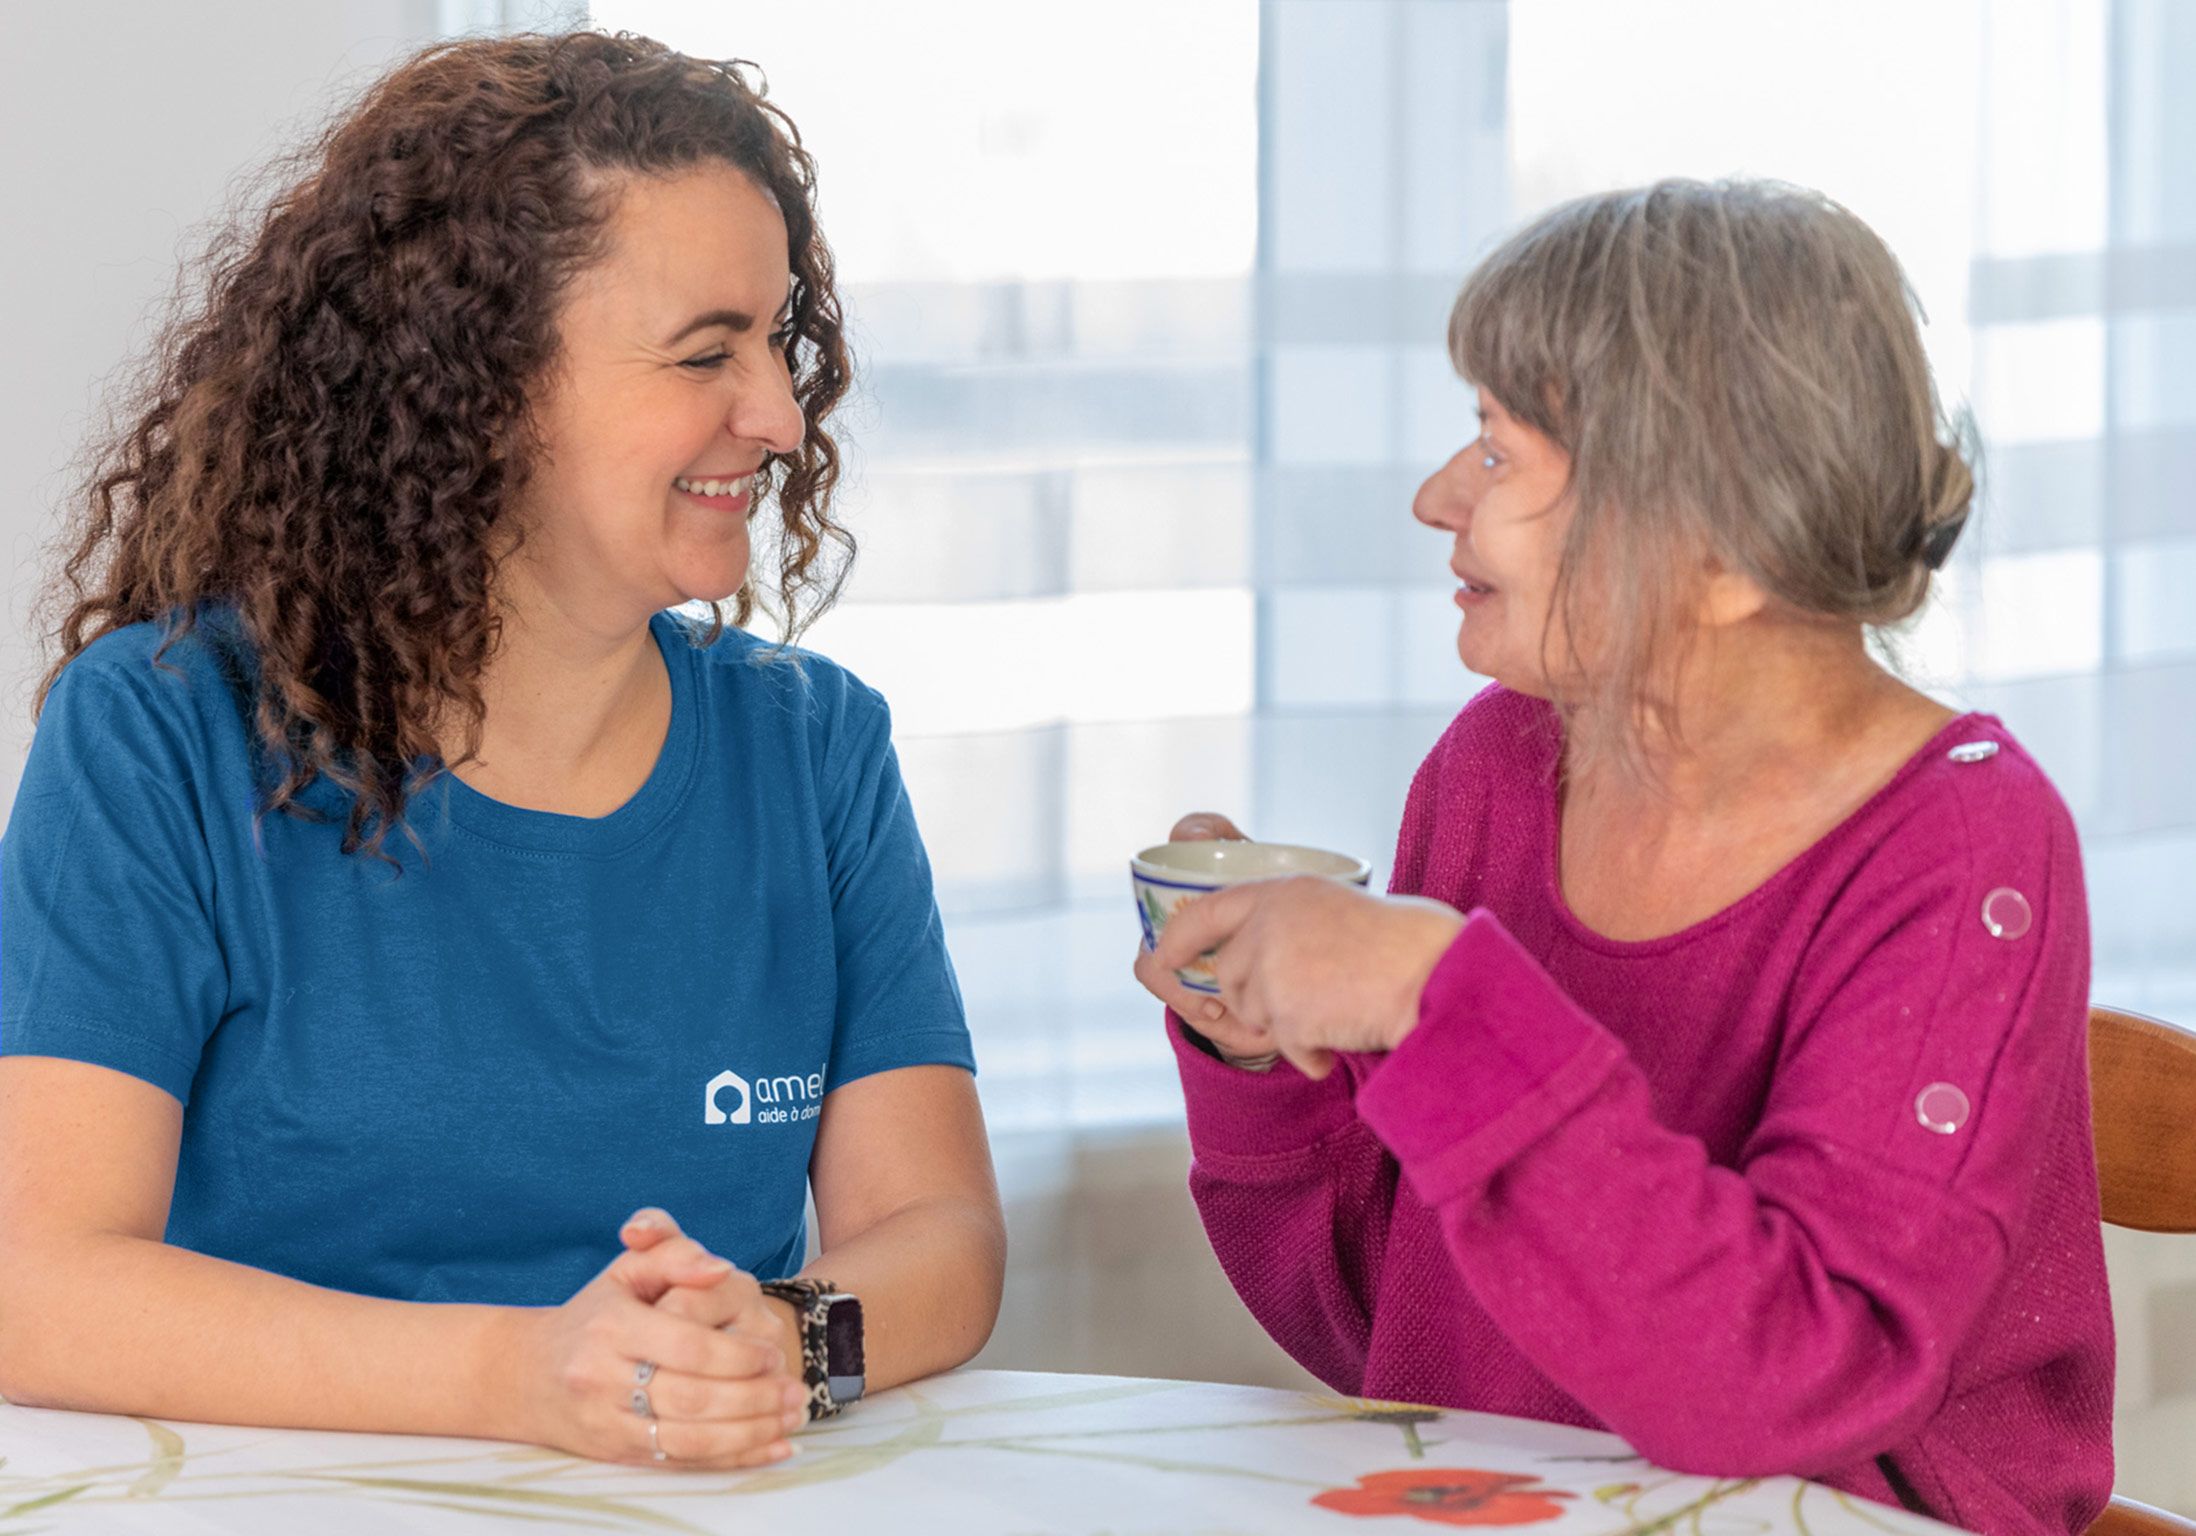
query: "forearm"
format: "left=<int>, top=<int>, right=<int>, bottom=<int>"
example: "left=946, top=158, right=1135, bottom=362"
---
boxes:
left=1189, top=1151, right=1392, bottom=1392
left=1170, top=1010, right=1357, bottom=1156
left=1170, top=1010, right=1395, bottom=1387
left=788, top=1195, right=1004, bottom=1395
left=0, top=1231, right=525, bottom=1439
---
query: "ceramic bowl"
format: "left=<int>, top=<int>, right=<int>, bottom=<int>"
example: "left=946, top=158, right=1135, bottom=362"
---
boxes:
left=1131, top=840, right=1372, bottom=993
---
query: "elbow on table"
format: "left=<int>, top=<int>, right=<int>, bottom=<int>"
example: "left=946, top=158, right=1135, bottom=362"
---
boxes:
left=1570, top=1295, right=1956, bottom=1479
left=0, top=1367, right=67, bottom=1411
left=958, top=1253, right=1007, bottom=1370
left=0, top=1270, right=88, bottom=1411
left=0, top=1233, right=152, bottom=1415
left=1601, top=1374, right=1942, bottom=1482
left=1616, top=1421, right=1914, bottom=1485
left=942, top=1202, right=1010, bottom=1370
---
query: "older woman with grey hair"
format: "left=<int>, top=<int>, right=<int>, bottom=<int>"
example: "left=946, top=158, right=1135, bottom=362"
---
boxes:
left=1136, top=179, right=2111, bottom=1535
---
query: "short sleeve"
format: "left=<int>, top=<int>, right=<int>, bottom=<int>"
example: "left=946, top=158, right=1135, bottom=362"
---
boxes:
left=811, top=675, right=974, bottom=1090
left=2, top=661, right=229, bottom=1104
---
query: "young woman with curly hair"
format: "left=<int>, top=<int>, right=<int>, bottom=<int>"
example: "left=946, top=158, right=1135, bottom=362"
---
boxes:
left=1137, top=182, right=2112, bottom=1534
left=0, top=32, right=1003, bottom=1469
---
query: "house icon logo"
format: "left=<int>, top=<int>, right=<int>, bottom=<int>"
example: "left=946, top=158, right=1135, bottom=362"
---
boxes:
left=704, top=1069, right=751, bottom=1126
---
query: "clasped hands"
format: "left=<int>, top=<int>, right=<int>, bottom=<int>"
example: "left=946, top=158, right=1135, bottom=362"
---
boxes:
left=1131, top=813, right=1466, bottom=1080
left=508, top=1207, right=807, bottom=1469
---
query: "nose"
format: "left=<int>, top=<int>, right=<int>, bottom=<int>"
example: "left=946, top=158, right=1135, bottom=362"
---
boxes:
left=729, top=358, right=807, bottom=458
left=1413, top=443, right=1488, bottom=533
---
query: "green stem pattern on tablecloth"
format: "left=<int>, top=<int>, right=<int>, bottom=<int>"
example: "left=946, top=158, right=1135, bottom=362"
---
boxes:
left=657, top=1401, right=948, bottom=1497
left=1828, top=1490, right=1939, bottom=1536
left=1793, top=1482, right=1818, bottom=1536
left=384, top=1497, right=633, bottom=1529
left=125, top=1418, right=186, bottom=1498
left=1, top=1482, right=93, bottom=1520
left=985, top=1439, right=1331, bottom=1489
left=1600, top=1479, right=1762, bottom=1536
left=288, top=1475, right=714, bottom=1532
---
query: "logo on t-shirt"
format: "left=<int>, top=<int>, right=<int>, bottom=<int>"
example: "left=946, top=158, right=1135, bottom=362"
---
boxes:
left=703, top=1069, right=752, bottom=1126
left=704, top=1066, right=824, bottom=1126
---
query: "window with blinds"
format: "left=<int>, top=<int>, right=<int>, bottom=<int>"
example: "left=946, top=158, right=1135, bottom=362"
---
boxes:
left=593, top=0, right=1265, bottom=1129
left=1504, top=0, right=2196, bottom=1026
left=593, top=0, right=2196, bottom=1130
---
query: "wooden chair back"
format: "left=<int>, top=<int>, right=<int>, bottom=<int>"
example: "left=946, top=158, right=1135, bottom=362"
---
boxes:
left=2084, top=1006, right=2196, bottom=1536
left=2089, top=1006, right=2196, bottom=1234
left=2091, top=1499, right=2196, bottom=1536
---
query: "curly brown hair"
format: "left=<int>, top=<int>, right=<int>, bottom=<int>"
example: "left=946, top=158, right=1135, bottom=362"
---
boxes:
left=37, top=31, right=854, bottom=858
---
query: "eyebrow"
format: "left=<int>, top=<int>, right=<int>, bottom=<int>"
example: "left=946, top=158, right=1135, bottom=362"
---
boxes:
left=1474, top=398, right=1519, bottom=442
left=662, top=301, right=791, bottom=346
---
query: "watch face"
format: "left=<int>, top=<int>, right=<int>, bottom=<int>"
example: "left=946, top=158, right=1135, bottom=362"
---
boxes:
left=822, top=1293, right=864, bottom=1380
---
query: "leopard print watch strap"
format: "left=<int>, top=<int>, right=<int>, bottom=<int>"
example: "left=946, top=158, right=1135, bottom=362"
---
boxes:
left=760, top=1277, right=844, bottom=1422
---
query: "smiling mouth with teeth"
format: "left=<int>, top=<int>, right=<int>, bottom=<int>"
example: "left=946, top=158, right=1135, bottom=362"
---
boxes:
left=672, top=475, right=756, bottom=499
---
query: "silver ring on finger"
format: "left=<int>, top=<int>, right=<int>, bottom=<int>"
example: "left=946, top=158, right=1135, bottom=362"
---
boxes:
left=630, top=1386, right=654, bottom=1419
left=633, top=1360, right=657, bottom=1386
left=647, top=1417, right=667, bottom=1463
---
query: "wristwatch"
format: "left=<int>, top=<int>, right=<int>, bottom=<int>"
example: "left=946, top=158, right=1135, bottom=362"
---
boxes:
left=1181, top=1018, right=1280, bottom=1073
left=759, top=1278, right=865, bottom=1420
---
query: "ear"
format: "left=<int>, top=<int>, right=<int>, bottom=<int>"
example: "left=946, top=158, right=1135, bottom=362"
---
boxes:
left=1698, top=563, right=1769, bottom=629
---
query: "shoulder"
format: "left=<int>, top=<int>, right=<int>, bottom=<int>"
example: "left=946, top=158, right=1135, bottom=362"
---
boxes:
left=1390, top=684, right=1557, bottom=896
left=1922, top=719, right=2077, bottom=853
left=1842, top=716, right=2080, bottom=911
left=38, top=613, right=251, bottom=761
left=54, top=612, right=226, bottom=684
left=664, top=612, right=892, bottom=758
left=1791, top=714, right=2086, bottom=1042
left=12, top=615, right=259, bottom=846
left=1414, top=683, right=1560, bottom=795
left=1785, top=718, right=2092, bottom=1204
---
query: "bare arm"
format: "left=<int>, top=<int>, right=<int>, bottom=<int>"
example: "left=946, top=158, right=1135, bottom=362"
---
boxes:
left=0, top=1056, right=803, bottom=1466
left=0, top=1058, right=507, bottom=1431
left=800, top=1064, right=1005, bottom=1390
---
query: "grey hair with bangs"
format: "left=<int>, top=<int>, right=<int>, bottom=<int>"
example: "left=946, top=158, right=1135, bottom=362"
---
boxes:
left=1447, top=178, right=1976, bottom=767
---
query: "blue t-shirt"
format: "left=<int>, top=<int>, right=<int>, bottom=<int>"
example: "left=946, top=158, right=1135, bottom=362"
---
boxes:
left=0, top=610, right=973, bottom=1305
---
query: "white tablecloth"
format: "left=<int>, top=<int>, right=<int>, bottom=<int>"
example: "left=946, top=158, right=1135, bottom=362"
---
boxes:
left=0, top=1369, right=1958, bottom=1534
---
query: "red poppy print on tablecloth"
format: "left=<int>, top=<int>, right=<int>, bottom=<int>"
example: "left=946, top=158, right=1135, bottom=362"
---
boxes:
left=1313, top=1467, right=1576, bottom=1526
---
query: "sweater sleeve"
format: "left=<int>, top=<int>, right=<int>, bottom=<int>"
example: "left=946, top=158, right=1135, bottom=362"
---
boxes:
left=1170, top=1011, right=1395, bottom=1389
left=1352, top=776, right=2091, bottom=1477
left=1165, top=716, right=1471, bottom=1390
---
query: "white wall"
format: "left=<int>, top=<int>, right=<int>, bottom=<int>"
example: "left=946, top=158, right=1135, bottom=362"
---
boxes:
left=0, top=0, right=444, bottom=824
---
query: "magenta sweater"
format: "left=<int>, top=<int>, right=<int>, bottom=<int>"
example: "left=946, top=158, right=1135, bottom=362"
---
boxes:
left=1172, top=687, right=2113, bottom=1535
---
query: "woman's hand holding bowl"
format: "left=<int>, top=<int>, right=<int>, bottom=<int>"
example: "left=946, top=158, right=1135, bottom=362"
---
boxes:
left=1131, top=813, right=1286, bottom=1064
left=1137, top=813, right=1465, bottom=1080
